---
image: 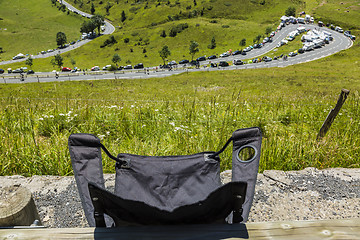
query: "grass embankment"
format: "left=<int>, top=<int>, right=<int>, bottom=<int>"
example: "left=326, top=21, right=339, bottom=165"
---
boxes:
left=0, top=0, right=84, bottom=61
left=1, top=41, right=359, bottom=176
left=1, top=0, right=303, bottom=71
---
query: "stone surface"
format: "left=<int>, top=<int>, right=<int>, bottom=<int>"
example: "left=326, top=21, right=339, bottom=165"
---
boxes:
left=0, top=168, right=359, bottom=228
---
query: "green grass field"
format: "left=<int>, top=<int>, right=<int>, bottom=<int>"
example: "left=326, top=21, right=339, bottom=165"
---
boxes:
left=1, top=41, right=359, bottom=175
left=0, top=0, right=360, bottom=176
left=0, top=0, right=84, bottom=61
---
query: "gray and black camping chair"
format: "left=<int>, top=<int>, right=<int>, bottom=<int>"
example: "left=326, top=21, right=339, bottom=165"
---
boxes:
left=68, top=127, right=262, bottom=227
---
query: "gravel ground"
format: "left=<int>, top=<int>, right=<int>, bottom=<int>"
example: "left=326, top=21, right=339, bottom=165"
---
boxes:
left=1, top=167, right=359, bottom=228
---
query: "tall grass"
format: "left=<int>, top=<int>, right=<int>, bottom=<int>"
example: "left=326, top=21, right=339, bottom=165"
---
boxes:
left=1, top=67, right=359, bottom=176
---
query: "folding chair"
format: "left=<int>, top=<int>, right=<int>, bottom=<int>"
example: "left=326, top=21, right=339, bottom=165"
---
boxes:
left=68, top=127, right=262, bottom=227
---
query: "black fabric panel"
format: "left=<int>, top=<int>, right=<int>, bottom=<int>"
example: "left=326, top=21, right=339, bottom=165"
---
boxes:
left=231, top=127, right=262, bottom=222
left=68, top=133, right=108, bottom=227
left=115, top=153, right=221, bottom=212
left=89, top=181, right=247, bottom=225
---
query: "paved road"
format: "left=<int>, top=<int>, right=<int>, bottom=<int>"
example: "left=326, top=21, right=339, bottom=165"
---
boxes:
left=0, top=0, right=115, bottom=66
left=0, top=21, right=353, bottom=83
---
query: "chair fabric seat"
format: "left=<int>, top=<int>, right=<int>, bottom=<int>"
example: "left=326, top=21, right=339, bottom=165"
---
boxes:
left=89, top=181, right=247, bottom=226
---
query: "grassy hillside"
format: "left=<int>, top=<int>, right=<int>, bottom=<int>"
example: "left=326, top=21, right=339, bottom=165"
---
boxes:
left=1, top=0, right=360, bottom=176
left=1, top=40, right=359, bottom=175
left=1, top=0, right=305, bottom=70
left=0, top=0, right=85, bottom=61
left=1, top=0, right=360, bottom=71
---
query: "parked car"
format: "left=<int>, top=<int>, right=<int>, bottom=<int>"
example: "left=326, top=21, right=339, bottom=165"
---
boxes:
left=207, top=55, right=217, bottom=59
left=243, top=47, right=252, bottom=52
left=12, top=68, right=24, bottom=73
left=0, top=69, right=4, bottom=74
left=103, top=65, right=112, bottom=70
left=62, top=67, right=72, bottom=72
left=298, top=48, right=305, bottom=54
left=263, top=37, right=270, bottom=43
left=233, top=59, right=243, bottom=65
left=27, top=70, right=35, bottom=74
left=218, top=61, right=229, bottom=67
left=179, top=59, right=189, bottom=64
left=91, top=66, right=100, bottom=71
left=263, top=56, right=272, bottom=62
left=168, top=60, right=177, bottom=66
left=335, top=26, right=343, bottom=33
left=134, top=63, right=144, bottom=69
left=196, top=56, right=206, bottom=61
left=124, top=65, right=133, bottom=70
left=232, top=50, right=242, bottom=56
left=220, top=52, right=230, bottom=58
left=289, top=51, right=297, bottom=57
left=190, top=60, right=198, bottom=66
left=12, top=53, right=26, bottom=60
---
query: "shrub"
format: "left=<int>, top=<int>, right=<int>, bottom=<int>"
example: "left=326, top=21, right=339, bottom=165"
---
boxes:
left=222, top=25, right=230, bottom=28
left=100, top=35, right=117, bottom=48
left=108, top=64, right=117, bottom=71
left=124, top=38, right=130, bottom=43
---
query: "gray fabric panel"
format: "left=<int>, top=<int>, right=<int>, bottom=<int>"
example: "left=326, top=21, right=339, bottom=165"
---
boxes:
left=68, top=133, right=106, bottom=227
left=231, top=127, right=262, bottom=222
left=115, top=153, right=221, bottom=212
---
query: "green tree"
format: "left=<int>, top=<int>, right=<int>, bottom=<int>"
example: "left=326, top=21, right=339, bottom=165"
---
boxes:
left=265, top=27, right=272, bottom=35
left=105, top=2, right=112, bottom=15
left=50, top=54, right=63, bottom=69
left=121, top=10, right=126, bottom=22
left=112, top=53, right=121, bottom=66
left=91, top=3, right=95, bottom=14
left=254, top=34, right=262, bottom=44
left=56, top=32, right=67, bottom=48
left=25, top=57, right=33, bottom=69
left=208, top=36, right=216, bottom=49
left=160, top=30, right=167, bottom=38
left=91, top=14, right=105, bottom=35
left=189, top=40, right=199, bottom=61
left=285, top=6, right=296, bottom=16
left=239, top=38, right=246, bottom=51
left=80, top=20, right=96, bottom=33
left=159, top=45, right=171, bottom=65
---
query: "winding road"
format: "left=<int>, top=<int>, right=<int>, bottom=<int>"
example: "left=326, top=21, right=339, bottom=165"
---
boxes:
left=0, top=0, right=115, bottom=66
left=0, top=1, right=353, bottom=84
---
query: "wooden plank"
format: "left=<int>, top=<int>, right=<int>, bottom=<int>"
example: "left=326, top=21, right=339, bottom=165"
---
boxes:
left=1, top=218, right=360, bottom=239
left=317, top=89, right=350, bottom=140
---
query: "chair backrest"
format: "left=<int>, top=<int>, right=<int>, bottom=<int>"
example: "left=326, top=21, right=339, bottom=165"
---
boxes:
left=69, top=127, right=262, bottom=227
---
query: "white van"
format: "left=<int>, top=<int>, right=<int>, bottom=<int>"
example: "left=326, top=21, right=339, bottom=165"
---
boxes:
left=303, top=42, right=314, bottom=51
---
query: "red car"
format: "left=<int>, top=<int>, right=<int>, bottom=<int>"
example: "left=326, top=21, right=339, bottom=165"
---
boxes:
left=62, top=67, right=72, bottom=72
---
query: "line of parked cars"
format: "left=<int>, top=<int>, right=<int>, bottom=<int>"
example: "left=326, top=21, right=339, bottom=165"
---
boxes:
left=1, top=67, right=35, bottom=74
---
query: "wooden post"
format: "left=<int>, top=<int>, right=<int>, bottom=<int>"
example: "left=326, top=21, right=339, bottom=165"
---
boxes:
left=317, top=89, right=350, bottom=140
left=0, top=185, right=42, bottom=227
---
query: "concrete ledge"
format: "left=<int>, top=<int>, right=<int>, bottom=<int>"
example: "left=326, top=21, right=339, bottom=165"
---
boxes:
left=0, top=168, right=359, bottom=228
